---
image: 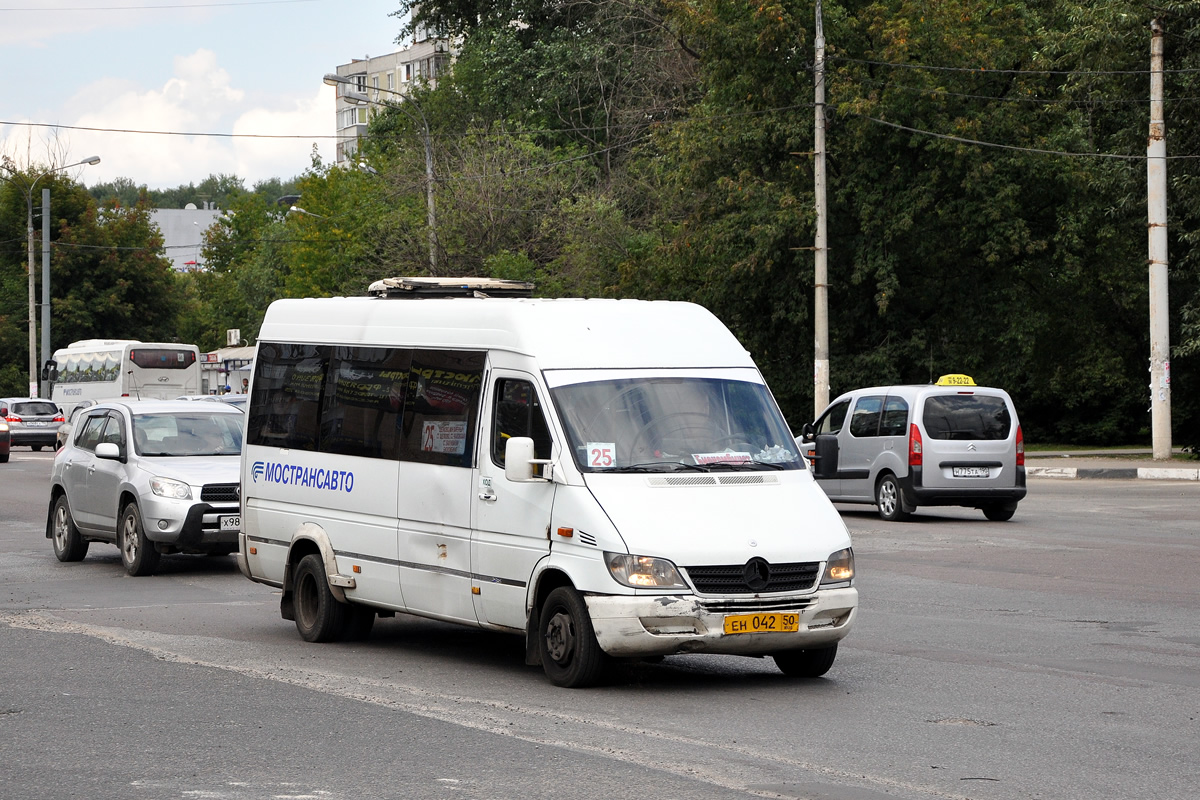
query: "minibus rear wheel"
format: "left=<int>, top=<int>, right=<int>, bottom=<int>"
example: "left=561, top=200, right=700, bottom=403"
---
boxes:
left=293, top=553, right=348, bottom=643
left=773, top=644, right=838, bottom=678
left=539, top=586, right=605, bottom=688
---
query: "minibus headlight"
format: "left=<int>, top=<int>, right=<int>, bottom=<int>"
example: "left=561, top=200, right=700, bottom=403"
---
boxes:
left=150, top=477, right=191, bottom=500
left=605, top=553, right=687, bottom=589
left=821, top=548, right=854, bottom=586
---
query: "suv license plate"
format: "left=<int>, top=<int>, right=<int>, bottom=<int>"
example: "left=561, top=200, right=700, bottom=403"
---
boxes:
left=723, top=612, right=800, bottom=635
left=219, top=515, right=241, bottom=532
left=953, top=467, right=990, bottom=478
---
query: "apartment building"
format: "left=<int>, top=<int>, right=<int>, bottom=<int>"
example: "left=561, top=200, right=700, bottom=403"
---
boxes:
left=329, top=26, right=452, bottom=166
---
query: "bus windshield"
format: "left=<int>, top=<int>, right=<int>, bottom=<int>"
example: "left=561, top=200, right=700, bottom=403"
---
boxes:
left=551, top=377, right=802, bottom=472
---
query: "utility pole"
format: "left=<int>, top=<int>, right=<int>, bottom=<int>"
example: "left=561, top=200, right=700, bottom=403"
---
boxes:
left=1147, top=18, right=1171, bottom=460
left=41, top=187, right=51, bottom=398
left=813, top=0, right=830, bottom=416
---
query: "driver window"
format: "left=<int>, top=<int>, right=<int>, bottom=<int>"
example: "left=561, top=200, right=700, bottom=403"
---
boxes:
left=816, top=399, right=850, bottom=436
left=76, top=413, right=108, bottom=451
left=100, top=415, right=125, bottom=447
left=491, top=378, right=552, bottom=469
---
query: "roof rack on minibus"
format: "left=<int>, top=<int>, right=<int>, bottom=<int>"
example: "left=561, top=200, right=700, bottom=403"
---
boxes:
left=366, top=276, right=535, bottom=299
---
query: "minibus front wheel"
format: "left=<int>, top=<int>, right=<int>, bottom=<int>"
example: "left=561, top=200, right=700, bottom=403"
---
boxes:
left=539, top=587, right=606, bottom=688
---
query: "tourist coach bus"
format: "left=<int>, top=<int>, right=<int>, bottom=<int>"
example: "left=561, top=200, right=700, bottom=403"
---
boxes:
left=237, top=277, right=858, bottom=687
left=47, top=339, right=202, bottom=418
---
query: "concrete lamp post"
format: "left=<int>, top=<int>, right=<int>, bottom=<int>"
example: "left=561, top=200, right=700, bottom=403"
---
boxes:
left=0, top=154, right=101, bottom=397
left=323, top=73, right=439, bottom=275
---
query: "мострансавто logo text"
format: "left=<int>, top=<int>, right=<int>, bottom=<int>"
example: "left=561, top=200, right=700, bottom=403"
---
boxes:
left=251, top=460, right=354, bottom=492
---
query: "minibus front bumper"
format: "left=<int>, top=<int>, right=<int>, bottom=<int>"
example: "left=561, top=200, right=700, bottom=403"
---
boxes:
left=584, top=588, right=858, bottom=658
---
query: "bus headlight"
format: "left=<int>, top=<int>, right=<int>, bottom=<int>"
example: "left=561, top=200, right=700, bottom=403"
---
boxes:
left=150, top=477, right=191, bottom=500
left=820, top=548, right=854, bottom=586
left=605, top=553, right=687, bottom=589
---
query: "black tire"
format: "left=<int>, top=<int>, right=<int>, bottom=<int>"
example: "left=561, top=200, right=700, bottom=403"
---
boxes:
left=205, top=544, right=237, bottom=556
left=875, top=473, right=910, bottom=522
left=983, top=503, right=1017, bottom=522
left=32, top=445, right=43, bottom=452
left=119, top=503, right=160, bottom=577
left=0, top=452, right=9, bottom=463
left=539, top=586, right=606, bottom=688
left=51, top=495, right=89, bottom=562
left=341, top=605, right=376, bottom=641
left=293, top=554, right=347, bottom=643
left=774, top=644, right=838, bottom=678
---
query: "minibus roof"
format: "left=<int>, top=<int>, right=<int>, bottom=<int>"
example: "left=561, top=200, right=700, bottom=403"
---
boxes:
left=258, top=296, right=755, bottom=371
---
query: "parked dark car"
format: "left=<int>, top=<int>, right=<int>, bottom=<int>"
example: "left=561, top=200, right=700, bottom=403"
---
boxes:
left=0, top=418, right=10, bottom=463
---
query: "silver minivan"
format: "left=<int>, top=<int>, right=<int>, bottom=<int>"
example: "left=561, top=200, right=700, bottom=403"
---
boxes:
left=798, top=375, right=1026, bottom=521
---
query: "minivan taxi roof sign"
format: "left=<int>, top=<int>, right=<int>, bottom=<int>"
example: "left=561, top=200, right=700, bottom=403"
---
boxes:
left=367, top=276, right=535, bottom=299
left=935, top=374, right=976, bottom=386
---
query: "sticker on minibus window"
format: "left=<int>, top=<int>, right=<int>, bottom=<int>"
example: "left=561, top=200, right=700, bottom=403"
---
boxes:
left=421, top=419, right=468, bottom=455
left=587, top=443, right=616, bottom=469
left=694, top=451, right=752, bottom=465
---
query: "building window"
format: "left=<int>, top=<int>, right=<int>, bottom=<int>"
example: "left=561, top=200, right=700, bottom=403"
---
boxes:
left=387, top=72, right=394, bottom=90
left=354, top=74, right=366, bottom=92
left=404, top=63, right=412, bottom=82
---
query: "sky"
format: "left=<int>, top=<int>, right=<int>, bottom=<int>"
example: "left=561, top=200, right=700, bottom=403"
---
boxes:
left=0, top=0, right=405, bottom=191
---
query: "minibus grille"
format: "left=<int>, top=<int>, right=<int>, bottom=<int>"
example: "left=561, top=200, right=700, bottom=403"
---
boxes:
left=683, top=561, right=820, bottom=594
left=201, top=483, right=240, bottom=502
left=698, top=597, right=817, bottom=614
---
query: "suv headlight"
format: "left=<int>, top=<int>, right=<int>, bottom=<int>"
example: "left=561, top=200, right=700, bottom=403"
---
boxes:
left=150, top=477, right=192, bottom=500
left=605, top=553, right=687, bottom=589
left=820, top=548, right=854, bottom=586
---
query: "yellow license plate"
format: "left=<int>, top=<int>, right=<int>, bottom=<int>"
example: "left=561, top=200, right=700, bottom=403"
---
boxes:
left=723, top=612, right=800, bottom=635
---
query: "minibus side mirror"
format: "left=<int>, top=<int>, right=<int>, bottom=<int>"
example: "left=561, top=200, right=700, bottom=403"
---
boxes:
left=812, top=433, right=839, bottom=479
left=505, top=437, right=553, bottom=482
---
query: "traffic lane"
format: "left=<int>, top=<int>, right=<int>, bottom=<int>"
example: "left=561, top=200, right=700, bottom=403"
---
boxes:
left=0, top=624, right=768, bottom=800
left=837, top=478, right=1200, bottom=607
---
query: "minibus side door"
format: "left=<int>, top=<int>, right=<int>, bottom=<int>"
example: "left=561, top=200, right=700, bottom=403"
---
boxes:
left=471, top=373, right=556, bottom=630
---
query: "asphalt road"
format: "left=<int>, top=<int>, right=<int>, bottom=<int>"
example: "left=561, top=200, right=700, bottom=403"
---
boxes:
left=2, top=448, right=1197, bottom=800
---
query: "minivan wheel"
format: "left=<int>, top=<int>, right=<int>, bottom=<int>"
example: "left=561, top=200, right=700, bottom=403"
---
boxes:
left=774, top=643, right=838, bottom=678
left=293, top=553, right=348, bottom=643
left=875, top=473, right=910, bottom=522
left=539, top=586, right=606, bottom=688
left=119, top=503, right=160, bottom=577
left=983, top=503, right=1017, bottom=522
left=51, top=495, right=89, bottom=562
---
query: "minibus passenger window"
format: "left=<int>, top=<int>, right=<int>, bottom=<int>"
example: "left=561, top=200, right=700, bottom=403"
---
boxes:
left=399, top=350, right=485, bottom=468
left=319, top=346, right=411, bottom=460
left=246, top=343, right=329, bottom=452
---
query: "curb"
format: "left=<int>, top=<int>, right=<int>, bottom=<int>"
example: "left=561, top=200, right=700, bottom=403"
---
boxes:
left=1027, top=466, right=1200, bottom=481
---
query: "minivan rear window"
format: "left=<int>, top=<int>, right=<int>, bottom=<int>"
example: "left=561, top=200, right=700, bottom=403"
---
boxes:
left=922, top=395, right=1011, bottom=441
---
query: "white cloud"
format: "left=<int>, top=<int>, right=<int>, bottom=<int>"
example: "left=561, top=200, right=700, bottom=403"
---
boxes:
left=1, top=49, right=331, bottom=191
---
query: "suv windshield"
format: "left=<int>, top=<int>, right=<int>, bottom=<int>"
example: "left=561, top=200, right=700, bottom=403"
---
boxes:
left=133, top=412, right=244, bottom=457
left=551, top=377, right=802, bottom=472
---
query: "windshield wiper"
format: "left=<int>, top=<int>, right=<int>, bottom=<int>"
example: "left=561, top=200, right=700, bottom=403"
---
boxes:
left=700, top=460, right=787, bottom=471
left=604, top=462, right=708, bottom=473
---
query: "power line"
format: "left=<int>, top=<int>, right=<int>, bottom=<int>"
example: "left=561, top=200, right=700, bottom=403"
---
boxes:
left=0, top=0, right=318, bottom=10
left=832, top=55, right=1200, bottom=76
left=854, top=77, right=1200, bottom=106
left=851, top=113, right=1200, bottom=160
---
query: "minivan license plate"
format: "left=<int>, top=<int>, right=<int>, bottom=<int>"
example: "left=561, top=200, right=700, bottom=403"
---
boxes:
left=953, top=466, right=990, bottom=478
left=723, top=612, right=800, bottom=635
left=219, top=515, right=241, bottom=532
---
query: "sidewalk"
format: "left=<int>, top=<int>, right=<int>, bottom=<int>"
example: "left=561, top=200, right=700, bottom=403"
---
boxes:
left=1026, top=449, right=1200, bottom=480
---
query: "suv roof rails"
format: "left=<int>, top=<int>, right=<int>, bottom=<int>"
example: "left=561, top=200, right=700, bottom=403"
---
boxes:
left=366, top=276, right=535, bottom=299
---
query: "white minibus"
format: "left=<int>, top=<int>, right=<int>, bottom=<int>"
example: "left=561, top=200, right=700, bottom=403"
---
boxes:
left=238, top=277, right=858, bottom=687
left=48, top=339, right=202, bottom=418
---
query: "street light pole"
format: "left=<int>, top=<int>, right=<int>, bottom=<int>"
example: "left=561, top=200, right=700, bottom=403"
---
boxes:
left=1, top=155, right=101, bottom=397
left=323, top=74, right=439, bottom=275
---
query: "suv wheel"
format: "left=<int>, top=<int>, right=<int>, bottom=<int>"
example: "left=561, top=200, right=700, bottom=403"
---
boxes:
left=119, top=503, right=161, bottom=577
left=51, top=495, right=89, bottom=562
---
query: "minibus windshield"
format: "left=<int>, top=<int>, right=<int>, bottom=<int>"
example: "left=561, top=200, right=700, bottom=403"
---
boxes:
left=551, top=377, right=803, bottom=472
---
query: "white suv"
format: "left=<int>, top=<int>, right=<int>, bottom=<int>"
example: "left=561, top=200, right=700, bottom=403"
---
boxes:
left=798, top=375, right=1026, bottom=521
left=46, top=400, right=244, bottom=575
